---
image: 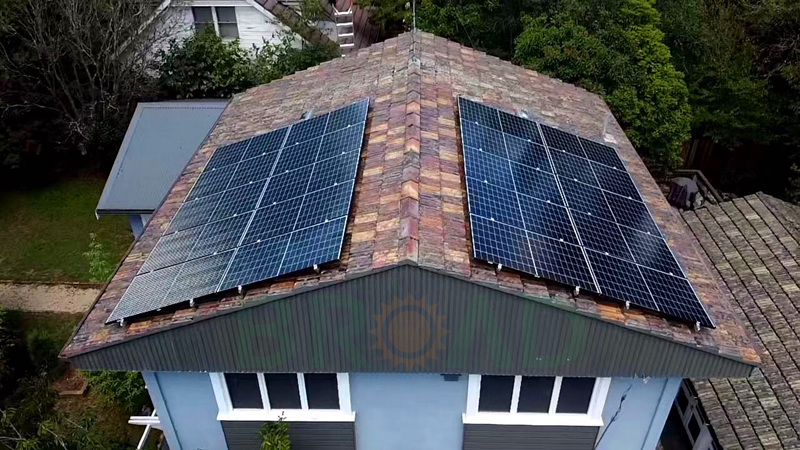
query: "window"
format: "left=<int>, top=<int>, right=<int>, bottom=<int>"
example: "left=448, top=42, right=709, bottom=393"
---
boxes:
left=210, top=372, right=353, bottom=422
left=466, top=375, right=611, bottom=426
left=191, top=6, right=239, bottom=39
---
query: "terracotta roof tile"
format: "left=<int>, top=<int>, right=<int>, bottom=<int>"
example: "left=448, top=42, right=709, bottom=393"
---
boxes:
left=62, top=32, right=755, bottom=373
left=686, top=193, right=800, bottom=449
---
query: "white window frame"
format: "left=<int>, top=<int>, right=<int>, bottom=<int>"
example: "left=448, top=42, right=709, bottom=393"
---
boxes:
left=191, top=5, right=239, bottom=39
left=210, top=373, right=354, bottom=422
left=464, top=375, right=611, bottom=427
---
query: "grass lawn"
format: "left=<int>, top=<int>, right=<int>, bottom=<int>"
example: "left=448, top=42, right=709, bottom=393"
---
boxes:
left=0, top=177, right=133, bottom=282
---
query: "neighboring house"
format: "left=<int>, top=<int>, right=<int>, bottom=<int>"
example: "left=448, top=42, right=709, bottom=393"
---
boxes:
left=151, top=0, right=375, bottom=54
left=664, top=193, right=800, bottom=449
left=62, top=31, right=759, bottom=450
left=96, top=100, right=227, bottom=238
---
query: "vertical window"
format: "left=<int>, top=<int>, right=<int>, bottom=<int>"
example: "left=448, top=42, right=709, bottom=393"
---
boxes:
left=518, top=376, right=555, bottom=413
left=191, top=7, right=213, bottom=33
left=556, top=377, right=596, bottom=414
left=467, top=375, right=610, bottom=425
left=304, top=373, right=340, bottom=409
left=215, top=7, right=239, bottom=39
left=478, top=376, right=514, bottom=412
left=264, top=374, right=302, bottom=409
left=224, top=373, right=263, bottom=409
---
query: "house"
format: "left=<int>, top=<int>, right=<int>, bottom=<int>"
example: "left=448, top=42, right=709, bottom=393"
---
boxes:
left=661, top=193, right=800, bottom=449
left=61, top=31, right=759, bottom=450
left=96, top=100, right=228, bottom=238
left=150, top=0, right=377, bottom=54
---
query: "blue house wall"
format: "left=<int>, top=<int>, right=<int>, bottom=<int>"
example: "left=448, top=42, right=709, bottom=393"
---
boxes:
left=144, top=371, right=680, bottom=450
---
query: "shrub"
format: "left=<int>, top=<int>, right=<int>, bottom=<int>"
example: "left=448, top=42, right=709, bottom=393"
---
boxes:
left=252, top=34, right=337, bottom=85
left=0, top=310, right=27, bottom=396
left=83, top=232, right=116, bottom=283
left=260, top=416, right=291, bottom=450
left=84, top=371, right=150, bottom=414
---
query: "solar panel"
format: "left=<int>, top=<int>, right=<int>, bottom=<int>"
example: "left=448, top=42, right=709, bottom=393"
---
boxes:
left=107, top=98, right=369, bottom=323
left=458, top=97, right=714, bottom=328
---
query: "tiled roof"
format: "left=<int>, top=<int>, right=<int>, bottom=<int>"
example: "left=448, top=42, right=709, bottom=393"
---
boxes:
left=61, top=31, right=757, bottom=371
left=684, top=193, right=800, bottom=449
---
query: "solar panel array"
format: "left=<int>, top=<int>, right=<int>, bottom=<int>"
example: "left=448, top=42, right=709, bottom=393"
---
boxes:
left=458, top=97, right=714, bottom=328
left=107, top=98, right=369, bottom=323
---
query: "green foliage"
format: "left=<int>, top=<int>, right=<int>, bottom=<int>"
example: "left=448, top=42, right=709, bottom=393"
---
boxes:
left=299, top=0, right=326, bottom=22
left=83, top=232, right=117, bottom=283
left=260, top=416, right=291, bottom=450
left=0, top=310, right=26, bottom=396
left=84, top=371, right=150, bottom=414
left=355, top=0, right=409, bottom=37
left=159, top=27, right=255, bottom=99
left=514, top=0, right=691, bottom=174
left=417, top=0, right=539, bottom=59
left=252, top=34, right=338, bottom=85
left=158, top=29, right=336, bottom=100
left=788, top=164, right=800, bottom=204
left=657, top=0, right=772, bottom=148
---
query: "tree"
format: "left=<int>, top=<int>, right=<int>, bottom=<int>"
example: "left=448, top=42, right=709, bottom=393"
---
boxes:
left=0, top=0, right=179, bottom=168
left=84, top=371, right=150, bottom=415
left=514, top=0, right=692, bottom=174
left=159, top=29, right=337, bottom=100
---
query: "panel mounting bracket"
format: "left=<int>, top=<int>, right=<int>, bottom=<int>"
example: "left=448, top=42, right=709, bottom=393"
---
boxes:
left=694, top=321, right=701, bottom=331
left=496, top=263, right=503, bottom=271
left=117, top=318, right=125, bottom=327
left=237, top=285, right=244, bottom=296
left=313, top=264, right=320, bottom=273
left=189, top=299, right=195, bottom=308
left=574, top=286, right=580, bottom=296
left=625, top=301, right=631, bottom=310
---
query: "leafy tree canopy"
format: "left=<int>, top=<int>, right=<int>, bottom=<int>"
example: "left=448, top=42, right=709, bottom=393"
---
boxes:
left=514, top=0, right=692, bottom=173
left=159, top=29, right=337, bottom=100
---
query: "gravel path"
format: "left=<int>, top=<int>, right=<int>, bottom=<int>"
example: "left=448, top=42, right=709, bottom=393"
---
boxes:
left=0, top=282, right=99, bottom=313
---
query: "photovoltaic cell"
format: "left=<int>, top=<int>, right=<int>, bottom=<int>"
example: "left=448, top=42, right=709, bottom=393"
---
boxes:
left=466, top=180, right=525, bottom=229
left=580, top=137, right=625, bottom=170
left=518, top=195, right=578, bottom=245
left=219, top=235, right=290, bottom=290
left=641, top=267, right=712, bottom=328
left=167, top=250, right=234, bottom=303
left=244, top=128, right=288, bottom=160
left=540, top=125, right=585, bottom=158
left=604, top=192, right=661, bottom=236
left=242, top=201, right=302, bottom=245
left=210, top=180, right=266, bottom=222
left=528, top=233, right=596, bottom=292
left=188, top=213, right=252, bottom=260
left=167, top=193, right=221, bottom=234
left=457, top=97, right=713, bottom=328
left=307, top=151, right=360, bottom=192
left=139, top=226, right=203, bottom=273
left=571, top=212, right=632, bottom=261
left=550, top=149, right=599, bottom=187
left=280, top=217, right=347, bottom=275
left=229, top=152, right=278, bottom=188
left=470, top=215, right=536, bottom=275
left=505, top=138, right=551, bottom=171
left=206, top=139, right=249, bottom=170
left=108, top=98, right=369, bottom=323
left=187, top=164, right=237, bottom=201
left=463, top=147, right=514, bottom=190
left=591, top=162, right=639, bottom=199
left=511, top=164, right=562, bottom=204
left=586, top=250, right=658, bottom=311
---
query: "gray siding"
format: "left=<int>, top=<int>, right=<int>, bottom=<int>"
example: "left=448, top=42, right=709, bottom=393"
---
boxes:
left=463, top=424, right=599, bottom=450
left=68, top=265, right=754, bottom=378
left=222, top=421, right=355, bottom=450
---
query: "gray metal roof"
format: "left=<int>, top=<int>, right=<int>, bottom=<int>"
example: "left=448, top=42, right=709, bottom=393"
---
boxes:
left=96, top=100, right=227, bottom=215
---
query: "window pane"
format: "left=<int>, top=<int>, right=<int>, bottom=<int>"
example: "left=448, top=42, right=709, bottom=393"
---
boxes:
left=478, top=376, right=514, bottom=412
left=264, top=374, right=301, bottom=409
left=676, top=387, right=689, bottom=412
left=517, top=376, right=554, bottom=413
left=304, top=374, right=340, bottom=409
left=192, top=6, right=213, bottom=23
left=224, top=373, right=263, bottom=409
left=556, top=377, right=596, bottom=414
left=688, top=415, right=701, bottom=440
left=215, top=7, right=237, bottom=23
left=218, top=23, right=239, bottom=39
